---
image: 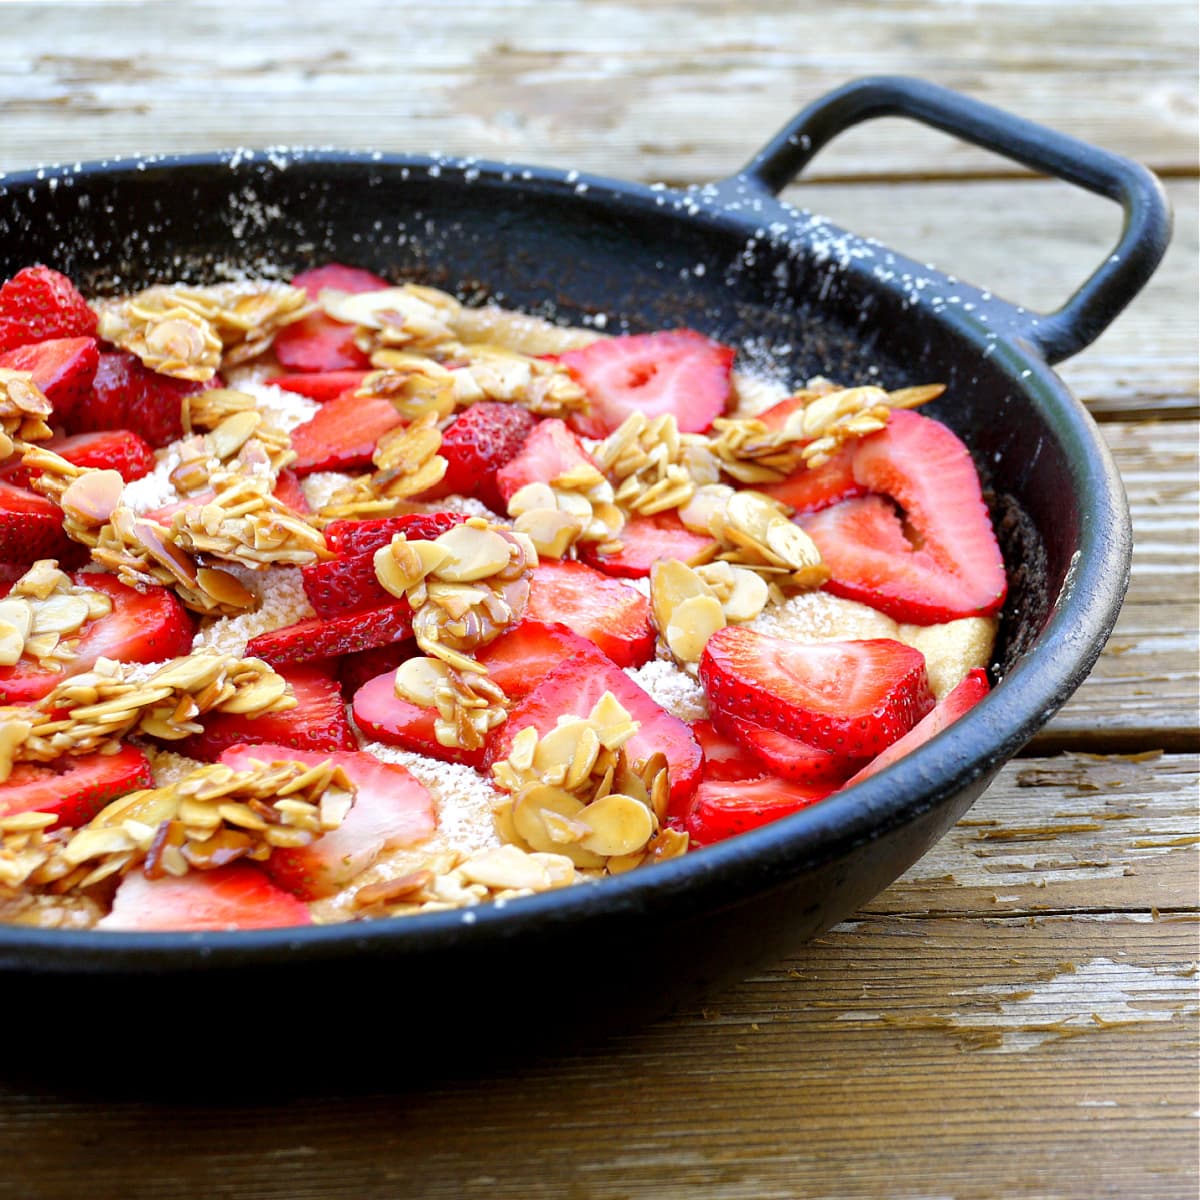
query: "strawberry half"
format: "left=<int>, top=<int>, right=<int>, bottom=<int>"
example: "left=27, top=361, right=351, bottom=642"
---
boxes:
left=560, top=329, right=734, bottom=438
left=0, top=480, right=75, bottom=565
left=760, top=443, right=865, bottom=515
left=5, top=429, right=156, bottom=488
left=484, top=640, right=703, bottom=809
left=0, top=572, right=194, bottom=704
left=219, top=742, right=436, bottom=899
left=682, top=776, right=833, bottom=848
left=690, top=718, right=767, bottom=784
left=245, top=601, right=413, bottom=669
left=0, top=266, right=97, bottom=353
left=272, top=313, right=371, bottom=373
left=323, top=511, right=466, bottom=557
left=523, top=560, right=655, bottom=668
left=0, top=336, right=99, bottom=421
left=475, top=619, right=602, bottom=702
left=69, top=350, right=209, bottom=447
left=495, top=418, right=597, bottom=506
left=272, top=370, right=370, bottom=402
left=351, top=669, right=487, bottom=769
left=301, top=550, right=396, bottom=619
left=842, top=667, right=990, bottom=790
left=288, top=390, right=404, bottom=474
left=426, top=401, right=538, bottom=510
left=580, top=510, right=716, bottom=578
left=338, top=640, right=414, bottom=699
left=179, top=664, right=357, bottom=760
left=98, top=863, right=312, bottom=931
left=700, top=627, right=934, bottom=759
left=801, top=410, right=1007, bottom=624
left=0, top=744, right=153, bottom=830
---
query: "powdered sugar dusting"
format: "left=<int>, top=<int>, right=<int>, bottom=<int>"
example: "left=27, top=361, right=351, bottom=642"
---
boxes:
left=121, top=448, right=182, bottom=514
left=143, top=745, right=203, bottom=787
left=299, top=470, right=354, bottom=511
left=750, top=590, right=899, bottom=644
left=192, top=566, right=313, bottom=656
left=234, top=378, right=320, bottom=433
left=626, top=659, right=708, bottom=722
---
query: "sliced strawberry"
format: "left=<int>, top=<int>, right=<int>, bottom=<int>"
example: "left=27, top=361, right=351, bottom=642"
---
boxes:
left=0, top=266, right=97, bottom=353
left=291, top=263, right=390, bottom=300
left=180, top=665, right=356, bottom=760
left=351, top=669, right=487, bottom=769
left=682, top=776, right=833, bottom=848
left=581, top=510, right=716, bottom=578
left=842, top=668, right=991, bottom=790
left=70, top=350, right=209, bottom=447
left=760, top=443, right=865, bottom=515
left=484, top=641, right=702, bottom=808
left=0, top=572, right=194, bottom=704
left=560, top=329, right=734, bottom=438
left=475, top=619, right=601, bottom=702
left=272, top=370, right=370, bottom=401
left=495, top=418, right=597, bottom=506
left=714, top=711, right=862, bottom=787
left=0, top=336, right=99, bottom=420
left=524, top=560, right=654, bottom=668
left=5, top=429, right=155, bottom=488
left=246, top=601, right=413, bottom=669
left=338, top=639, right=414, bottom=699
left=272, top=468, right=310, bottom=515
left=700, top=627, right=934, bottom=759
left=755, top=392, right=808, bottom=432
left=0, top=480, right=74, bottom=564
left=801, top=410, right=1007, bottom=624
left=219, top=742, right=436, bottom=899
left=690, top=719, right=766, bottom=784
left=426, top=401, right=538, bottom=510
left=98, top=863, right=312, bottom=931
left=273, top=314, right=371, bottom=373
left=323, top=511, right=465, bottom=557
left=288, top=390, right=404, bottom=474
left=301, top=549, right=395, bottom=619
left=0, top=744, right=153, bottom=830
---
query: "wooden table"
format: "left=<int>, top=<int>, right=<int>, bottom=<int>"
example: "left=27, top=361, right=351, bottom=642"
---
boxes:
left=2, top=4, right=1196, bottom=1197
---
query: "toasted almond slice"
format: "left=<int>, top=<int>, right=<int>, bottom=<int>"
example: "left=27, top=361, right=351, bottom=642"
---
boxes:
left=577, top=793, right=655, bottom=857
left=431, top=524, right=514, bottom=583
left=665, top=594, right=726, bottom=664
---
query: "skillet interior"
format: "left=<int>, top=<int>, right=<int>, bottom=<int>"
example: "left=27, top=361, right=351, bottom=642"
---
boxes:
left=0, top=154, right=1126, bottom=1080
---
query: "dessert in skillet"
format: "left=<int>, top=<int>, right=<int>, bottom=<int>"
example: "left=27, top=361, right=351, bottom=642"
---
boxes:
left=0, top=262, right=1004, bottom=930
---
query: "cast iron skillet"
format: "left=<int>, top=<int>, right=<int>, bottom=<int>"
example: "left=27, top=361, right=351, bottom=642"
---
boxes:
left=0, top=78, right=1170, bottom=1082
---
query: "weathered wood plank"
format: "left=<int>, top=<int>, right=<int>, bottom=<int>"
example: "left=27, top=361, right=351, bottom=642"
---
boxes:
left=1, top=1, right=1195, bottom=181
left=3, top=912, right=1194, bottom=1200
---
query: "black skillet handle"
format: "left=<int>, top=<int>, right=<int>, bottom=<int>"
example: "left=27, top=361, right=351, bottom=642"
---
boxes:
left=737, top=76, right=1171, bottom=365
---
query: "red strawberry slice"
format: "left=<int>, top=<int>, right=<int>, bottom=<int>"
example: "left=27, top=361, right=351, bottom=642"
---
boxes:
left=0, top=744, right=153, bottom=830
left=755, top=392, right=808, bottom=431
left=323, top=511, right=465, bottom=557
left=690, top=719, right=766, bottom=784
left=98, top=863, right=312, bottom=931
left=291, top=263, right=390, bottom=300
left=426, top=401, right=538, bottom=510
left=682, top=776, right=833, bottom=847
left=246, top=601, right=413, bottom=669
left=700, top=627, right=934, bottom=759
left=524, top=560, right=654, bottom=668
left=219, top=742, right=436, bottom=899
left=760, top=443, right=865, bottom=515
left=338, top=639, right=414, bottom=699
left=288, top=391, right=404, bottom=474
left=484, top=640, right=703, bottom=808
left=273, top=314, right=370, bottom=373
left=301, top=549, right=395, bottom=619
left=272, top=370, right=369, bottom=401
left=495, top=418, right=597, bottom=506
left=5, top=429, right=155, bottom=489
left=271, top=468, right=310, bottom=515
left=714, top=711, right=862, bottom=787
left=475, top=619, right=601, bottom=702
left=0, top=336, right=99, bottom=420
left=801, top=410, right=1007, bottom=624
left=0, top=480, right=75, bottom=565
left=179, top=665, right=357, bottom=760
left=581, top=510, right=716, bottom=578
left=69, top=350, right=209, bottom=447
left=0, top=572, right=194, bottom=704
left=559, top=329, right=734, bottom=438
left=842, top=668, right=991, bottom=790
left=351, top=669, right=487, bottom=769
left=0, top=265, right=97, bottom=353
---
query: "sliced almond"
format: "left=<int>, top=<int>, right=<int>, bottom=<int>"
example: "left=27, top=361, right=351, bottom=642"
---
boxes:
left=577, top=793, right=655, bottom=857
left=665, top=594, right=727, bottom=664
left=431, top=523, right=514, bottom=583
